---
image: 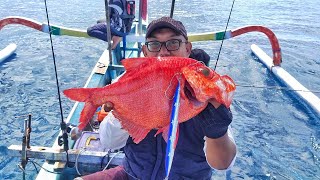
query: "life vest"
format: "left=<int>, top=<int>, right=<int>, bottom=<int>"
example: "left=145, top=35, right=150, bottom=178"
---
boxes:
left=109, top=0, right=135, bottom=34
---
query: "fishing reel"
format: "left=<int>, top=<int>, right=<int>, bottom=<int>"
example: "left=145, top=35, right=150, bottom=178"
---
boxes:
left=58, top=123, right=82, bottom=148
left=66, top=123, right=82, bottom=140
left=58, top=121, right=69, bottom=151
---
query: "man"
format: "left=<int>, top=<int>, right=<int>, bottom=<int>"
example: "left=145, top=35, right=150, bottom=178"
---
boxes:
left=80, top=16, right=236, bottom=180
left=87, top=0, right=135, bottom=49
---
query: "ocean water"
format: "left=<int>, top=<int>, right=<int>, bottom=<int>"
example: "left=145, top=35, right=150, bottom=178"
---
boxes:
left=0, top=0, right=319, bottom=179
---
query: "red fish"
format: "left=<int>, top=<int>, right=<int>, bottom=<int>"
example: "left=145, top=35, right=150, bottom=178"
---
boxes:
left=63, top=57, right=236, bottom=143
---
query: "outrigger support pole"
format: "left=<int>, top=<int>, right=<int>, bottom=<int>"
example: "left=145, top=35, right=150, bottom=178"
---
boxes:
left=19, top=117, right=29, bottom=180
left=137, top=0, right=143, bottom=57
left=104, top=0, right=113, bottom=63
left=26, top=114, right=31, bottom=148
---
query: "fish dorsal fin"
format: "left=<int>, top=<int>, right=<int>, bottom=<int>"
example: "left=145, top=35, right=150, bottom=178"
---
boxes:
left=121, top=57, right=156, bottom=72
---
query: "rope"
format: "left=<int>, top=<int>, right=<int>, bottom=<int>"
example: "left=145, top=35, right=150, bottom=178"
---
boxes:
left=103, top=151, right=122, bottom=171
left=123, top=167, right=140, bottom=180
left=28, top=160, right=63, bottom=175
left=30, top=160, right=39, bottom=173
left=214, top=0, right=236, bottom=70
left=75, top=147, right=87, bottom=176
left=29, top=159, right=79, bottom=176
left=100, top=150, right=111, bottom=169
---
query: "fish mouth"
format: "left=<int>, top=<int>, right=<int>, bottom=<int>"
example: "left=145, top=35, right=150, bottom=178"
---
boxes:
left=184, top=81, right=202, bottom=106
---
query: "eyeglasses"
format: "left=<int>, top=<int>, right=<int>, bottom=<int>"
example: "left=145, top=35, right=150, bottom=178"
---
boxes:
left=145, top=39, right=188, bottom=52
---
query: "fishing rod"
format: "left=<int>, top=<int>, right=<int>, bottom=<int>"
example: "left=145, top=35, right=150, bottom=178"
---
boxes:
left=170, top=0, right=176, bottom=18
left=214, top=0, right=236, bottom=70
left=43, top=0, right=70, bottom=166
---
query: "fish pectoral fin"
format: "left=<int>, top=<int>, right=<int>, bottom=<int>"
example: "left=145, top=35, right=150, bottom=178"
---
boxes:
left=220, top=75, right=236, bottom=108
left=126, top=123, right=150, bottom=144
left=114, top=113, right=150, bottom=144
left=78, top=103, right=99, bottom=130
left=211, top=75, right=236, bottom=108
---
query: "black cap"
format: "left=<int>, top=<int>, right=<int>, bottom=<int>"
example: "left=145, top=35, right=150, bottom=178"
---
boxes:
left=145, top=16, right=188, bottom=40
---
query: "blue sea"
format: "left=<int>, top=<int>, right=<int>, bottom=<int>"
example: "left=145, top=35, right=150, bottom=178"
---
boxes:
left=0, top=0, right=319, bottom=179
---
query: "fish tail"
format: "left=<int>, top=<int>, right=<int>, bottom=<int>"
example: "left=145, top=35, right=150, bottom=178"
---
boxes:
left=63, top=87, right=98, bottom=102
left=63, top=87, right=105, bottom=130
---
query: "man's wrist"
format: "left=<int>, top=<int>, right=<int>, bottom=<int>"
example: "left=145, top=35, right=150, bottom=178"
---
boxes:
left=204, top=125, right=228, bottom=139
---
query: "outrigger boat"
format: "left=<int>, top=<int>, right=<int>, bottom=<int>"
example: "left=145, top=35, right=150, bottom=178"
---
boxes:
left=0, top=43, right=17, bottom=64
left=1, top=0, right=320, bottom=179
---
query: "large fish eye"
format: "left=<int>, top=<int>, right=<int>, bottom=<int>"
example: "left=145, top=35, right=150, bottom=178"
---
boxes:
left=198, top=67, right=211, bottom=77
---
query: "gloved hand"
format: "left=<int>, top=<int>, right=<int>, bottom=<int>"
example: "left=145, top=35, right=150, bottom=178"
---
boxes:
left=195, top=103, right=233, bottom=139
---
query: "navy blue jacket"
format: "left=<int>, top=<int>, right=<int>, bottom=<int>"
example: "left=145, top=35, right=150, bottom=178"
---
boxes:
left=123, top=104, right=232, bottom=180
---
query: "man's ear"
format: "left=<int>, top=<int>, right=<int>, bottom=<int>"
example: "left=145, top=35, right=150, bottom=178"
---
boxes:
left=186, top=42, right=192, bottom=56
left=142, top=45, right=148, bottom=57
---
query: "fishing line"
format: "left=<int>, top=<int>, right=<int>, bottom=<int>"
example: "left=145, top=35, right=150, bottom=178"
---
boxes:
left=165, top=73, right=182, bottom=100
left=43, top=0, right=69, bottom=165
left=213, top=0, right=236, bottom=71
left=236, top=84, right=320, bottom=94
